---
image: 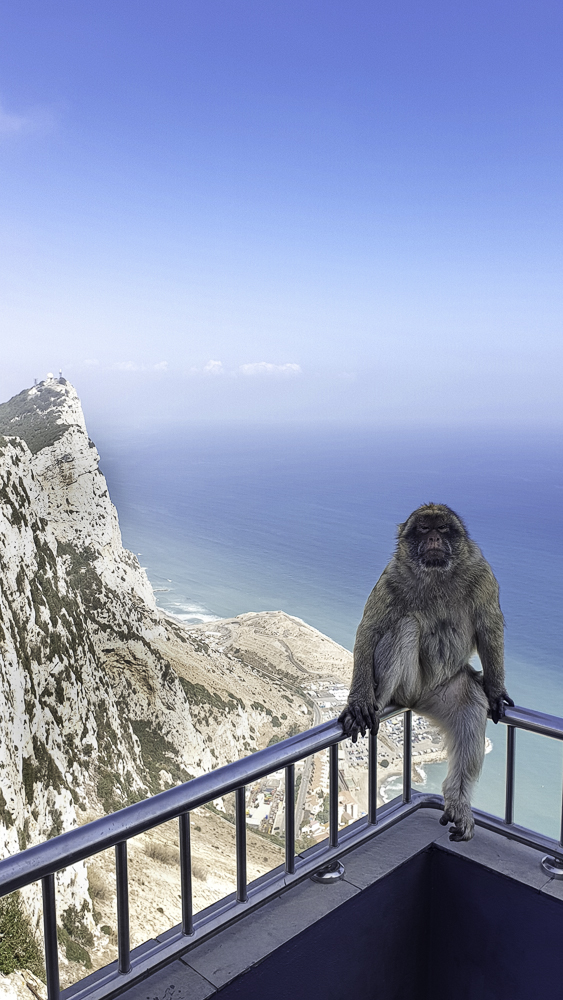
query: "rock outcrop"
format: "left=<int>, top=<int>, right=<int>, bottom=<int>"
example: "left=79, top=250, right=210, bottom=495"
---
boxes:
left=0, top=378, right=352, bottom=984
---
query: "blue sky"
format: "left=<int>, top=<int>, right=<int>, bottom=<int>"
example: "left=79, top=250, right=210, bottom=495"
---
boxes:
left=0, top=1, right=561, bottom=429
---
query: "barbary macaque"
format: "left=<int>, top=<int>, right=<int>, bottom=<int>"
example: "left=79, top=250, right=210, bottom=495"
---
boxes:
left=339, top=503, right=513, bottom=841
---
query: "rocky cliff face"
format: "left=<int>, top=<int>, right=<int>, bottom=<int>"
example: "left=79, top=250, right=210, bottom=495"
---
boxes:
left=0, top=379, right=155, bottom=605
left=0, top=380, right=208, bottom=850
left=0, top=378, right=352, bottom=983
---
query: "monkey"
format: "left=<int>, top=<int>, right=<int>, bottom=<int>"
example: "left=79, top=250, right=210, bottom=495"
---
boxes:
left=339, top=503, right=513, bottom=841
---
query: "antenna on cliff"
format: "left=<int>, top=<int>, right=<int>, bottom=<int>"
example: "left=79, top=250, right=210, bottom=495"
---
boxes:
left=59, top=368, right=63, bottom=381
left=34, top=378, right=38, bottom=385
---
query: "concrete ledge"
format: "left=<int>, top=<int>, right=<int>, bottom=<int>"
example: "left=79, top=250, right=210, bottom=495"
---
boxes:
left=341, top=809, right=441, bottom=888
left=435, top=820, right=554, bottom=890
left=539, top=872, right=563, bottom=901
left=183, top=878, right=359, bottom=989
left=126, top=960, right=215, bottom=1000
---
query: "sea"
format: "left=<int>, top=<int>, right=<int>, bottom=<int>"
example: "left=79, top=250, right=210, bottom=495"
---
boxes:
left=96, top=424, right=563, bottom=840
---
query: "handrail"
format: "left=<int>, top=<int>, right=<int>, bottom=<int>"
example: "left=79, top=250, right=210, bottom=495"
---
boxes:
left=0, top=706, right=408, bottom=896
left=501, top=705, right=563, bottom=741
left=1, top=702, right=562, bottom=1000
left=0, top=720, right=332, bottom=895
left=0, top=703, right=559, bottom=897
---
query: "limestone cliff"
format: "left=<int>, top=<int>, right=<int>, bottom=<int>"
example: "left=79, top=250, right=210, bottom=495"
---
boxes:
left=0, top=378, right=352, bottom=983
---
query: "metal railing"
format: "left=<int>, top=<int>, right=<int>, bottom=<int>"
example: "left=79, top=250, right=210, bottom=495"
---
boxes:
left=2, top=703, right=563, bottom=1000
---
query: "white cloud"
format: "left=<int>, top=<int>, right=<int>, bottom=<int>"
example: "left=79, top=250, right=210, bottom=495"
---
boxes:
left=0, top=103, right=28, bottom=134
left=111, top=360, right=169, bottom=373
left=113, top=361, right=140, bottom=372
left=191, top=360, right=302, bottom=379
left=82, top=358, right=100, bottom=368
left=239, top=362, right=302, bottom=377
left=0, top=99, right=54, bottom=137
left=203, top=360, right=224, bottom=375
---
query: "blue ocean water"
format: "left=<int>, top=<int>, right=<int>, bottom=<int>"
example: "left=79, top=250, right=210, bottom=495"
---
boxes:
left=97, top=425, right=563, bottom=838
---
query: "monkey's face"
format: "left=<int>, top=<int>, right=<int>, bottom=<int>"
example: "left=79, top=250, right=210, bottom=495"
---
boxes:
left=399, top=505, right=467, bottom=573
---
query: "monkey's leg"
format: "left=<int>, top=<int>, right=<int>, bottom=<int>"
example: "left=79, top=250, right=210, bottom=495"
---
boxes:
left=416, top=671, right=488, bottom=842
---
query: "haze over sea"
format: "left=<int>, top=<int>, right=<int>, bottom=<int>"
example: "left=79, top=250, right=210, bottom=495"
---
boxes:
left=98, top=425, right=563, bottom=840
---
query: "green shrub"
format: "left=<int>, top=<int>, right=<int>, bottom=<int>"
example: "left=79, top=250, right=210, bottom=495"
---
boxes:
left=57, top=926, right=91, bottom=969
left=57, top=901, right=93, bottom=970
left=0, top=892, right=45, bottom=980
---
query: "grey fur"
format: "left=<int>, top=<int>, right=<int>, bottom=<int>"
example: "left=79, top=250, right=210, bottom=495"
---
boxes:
left=339, top=503, right=513, bottom=841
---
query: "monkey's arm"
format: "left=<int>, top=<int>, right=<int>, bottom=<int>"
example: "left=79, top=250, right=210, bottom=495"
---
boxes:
left=339, top=581, right=395, bottom=742
left=339, top=623, right=381, bottom=741
left=475, top=586, right=513, bottom=724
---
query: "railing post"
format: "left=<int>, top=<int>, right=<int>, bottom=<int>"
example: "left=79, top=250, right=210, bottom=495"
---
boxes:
left=285, top=764, right=295, bottom=874
left=403, top=711, right=412, bottom=804
left=42, top=874, right=60, bottom=1000
left=505, top=725, right=516, bottom=826
left=329, top=743, right=339, bottom=848
left=115, top=842, right=131, bottom=974
left=236, top=786, right=247, bottom=902
left=540, top=738, right=563, bottom=879
left=179, top=812, right=194, bottom=935
left=368, top=727, right=378, bottom=825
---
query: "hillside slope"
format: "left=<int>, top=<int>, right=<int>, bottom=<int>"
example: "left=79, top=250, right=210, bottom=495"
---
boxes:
left=0, top=377, right=352, bottom=982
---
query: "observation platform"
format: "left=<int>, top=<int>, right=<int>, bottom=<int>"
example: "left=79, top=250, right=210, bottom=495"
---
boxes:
left=2, top=704, right=563, bottom=1000
left=104, top=809, right=563, bottom=1000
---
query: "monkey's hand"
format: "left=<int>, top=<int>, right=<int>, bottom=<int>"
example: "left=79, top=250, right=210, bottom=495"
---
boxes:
left=486, top=688, right=514, bottom=724
left=339, top=697, right=380, bottom=744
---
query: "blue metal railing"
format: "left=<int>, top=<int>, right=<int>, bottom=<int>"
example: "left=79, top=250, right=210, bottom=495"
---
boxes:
left=1, top=704, right=563, bottom=1000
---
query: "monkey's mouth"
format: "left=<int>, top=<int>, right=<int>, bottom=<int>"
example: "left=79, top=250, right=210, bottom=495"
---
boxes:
left=420, top=552, right=451, bottom=569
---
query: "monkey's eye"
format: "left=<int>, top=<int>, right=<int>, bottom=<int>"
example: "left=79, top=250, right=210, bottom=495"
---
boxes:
left=438, top=526, right=449, bottom=533
left=417, top=526, right=430, bottom=534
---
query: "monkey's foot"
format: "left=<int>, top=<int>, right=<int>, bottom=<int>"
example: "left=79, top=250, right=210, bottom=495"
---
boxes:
left=439, top=801, right=475, bottom=842
left=338, top=702, right=379, bottom=744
